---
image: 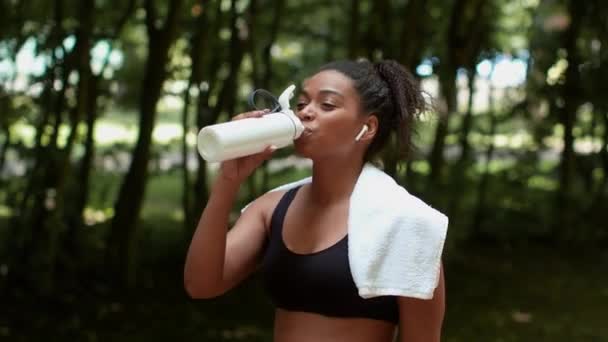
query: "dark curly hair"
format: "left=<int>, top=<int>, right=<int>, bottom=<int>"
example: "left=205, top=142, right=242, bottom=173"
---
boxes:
left=317, top=59, right=426, bottom=163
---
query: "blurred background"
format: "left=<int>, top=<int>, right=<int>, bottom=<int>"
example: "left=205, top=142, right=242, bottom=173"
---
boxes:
left=1, top=0, right=607, bottom=341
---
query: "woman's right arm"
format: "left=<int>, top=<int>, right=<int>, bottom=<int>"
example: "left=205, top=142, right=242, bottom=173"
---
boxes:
left=183, top=109, right=276, bottom=299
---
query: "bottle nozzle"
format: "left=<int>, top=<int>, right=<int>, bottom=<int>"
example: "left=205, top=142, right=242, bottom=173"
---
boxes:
left=276, top=84, right=303, bottom=139
left=278, top=84, right=296, bottom=110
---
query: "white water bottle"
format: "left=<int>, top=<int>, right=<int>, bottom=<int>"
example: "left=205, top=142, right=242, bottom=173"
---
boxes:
left=196, top=85, right=305, bottom=162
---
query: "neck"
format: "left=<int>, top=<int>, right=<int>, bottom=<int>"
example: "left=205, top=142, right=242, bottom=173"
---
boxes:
left=308, top=156, right=366, bottom=206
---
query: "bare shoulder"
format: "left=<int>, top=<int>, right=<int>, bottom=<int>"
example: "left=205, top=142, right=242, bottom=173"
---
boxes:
left=240, top=189, right=289, bottom=234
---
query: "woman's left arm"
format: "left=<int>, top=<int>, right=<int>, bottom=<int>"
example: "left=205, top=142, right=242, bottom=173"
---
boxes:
left=397, top=263, right=445, bottom=342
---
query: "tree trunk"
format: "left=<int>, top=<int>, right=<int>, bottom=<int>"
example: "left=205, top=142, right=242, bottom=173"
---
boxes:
left=261, top=0, right=284, bottom=91
left=448, top=67, right=476, bottom=221
left=71, top=74, right=99, bottom=235
left=108, top=0, right=184, bottom=288
left=182, top=0, right=210, bottom=234
left=0, top=124, right=10, bottom=177
left=248, top=0, right=261, bottom=86
left=246, top=0, right=261, bottom=199
left=398, top=0, right=428, bottom=69
left=586, top=109, right=599, bottom=192
left=382, top=134, right=399, bottom=179
left=48, top=0, right=95, bottom=279
left=181, top=82, right=194, bottom=229
left=69, top=0, right=136, bottom=235
left=25, top=0, right=95, bottom=293
left=427, top=0, right=469, bottom=187
left=210, top=0, right=245, bottom=133
left=366, top=0, right=391, bottom=60
left=66, top=3, right=127, bottom=263
left=12, top=71, right=53, bottom=275
left=589, top=110, right=608, bottom=212
left=12, top=0, right=69, bottom=295
left=428, top=0, right=487, bottom=189
left=17, top=9, right=62, bottom=218
left=428, top=67, right=456, bottom=185
left=216, top=0, right=246, bottom=126
left=403, top=159, right=414, bottom=187
left=555, top=0, right=583, bottom=232
left=380, top=0, right=429, bottom=180
left=458, top=68, right=476, bottom=165
left=48, top=62, right=70, bottom=151
left=602, top=111, right=608, bottom=193
left=347, top=0, right=360, bottom=59
left=193, top=0, right=226, bottom=222
left=471, top=72, right=497, bottom=240
left=260, top=0, right=285, bottom=194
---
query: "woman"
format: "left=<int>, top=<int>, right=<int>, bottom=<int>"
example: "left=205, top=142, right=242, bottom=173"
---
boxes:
left=184, top=59, right=446, bottom=342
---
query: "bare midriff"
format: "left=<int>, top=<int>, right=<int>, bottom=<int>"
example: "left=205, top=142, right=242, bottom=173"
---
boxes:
left=272, top=308, right=397, bottom=342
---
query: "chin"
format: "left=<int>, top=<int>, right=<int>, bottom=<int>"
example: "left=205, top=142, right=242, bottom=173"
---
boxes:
left=294, top=139, right=320, bottom=159
left=295, top=145, right=336, bottom=164
left=294, top=143, right=312, bottom=158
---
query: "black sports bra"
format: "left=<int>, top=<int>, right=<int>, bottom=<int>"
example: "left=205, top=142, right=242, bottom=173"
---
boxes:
left=261, top=186, right=399, bottom=324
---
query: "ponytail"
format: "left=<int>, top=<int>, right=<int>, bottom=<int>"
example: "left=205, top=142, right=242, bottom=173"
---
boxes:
left=373, top=60, right=426, bottom=160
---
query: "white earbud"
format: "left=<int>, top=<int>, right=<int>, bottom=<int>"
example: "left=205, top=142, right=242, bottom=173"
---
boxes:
left=355, top=125, right=369, bottom=142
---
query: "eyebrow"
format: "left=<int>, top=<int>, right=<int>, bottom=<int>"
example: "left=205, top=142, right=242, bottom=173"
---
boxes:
left=299, top=88, right=344, bottom=99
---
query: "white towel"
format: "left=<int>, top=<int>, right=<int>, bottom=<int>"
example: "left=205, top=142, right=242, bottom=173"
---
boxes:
left=243, top=162, right=449, bottom=299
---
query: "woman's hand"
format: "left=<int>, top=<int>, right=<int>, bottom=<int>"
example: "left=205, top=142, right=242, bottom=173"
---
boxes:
left=218, top=109, right=275, bottom=183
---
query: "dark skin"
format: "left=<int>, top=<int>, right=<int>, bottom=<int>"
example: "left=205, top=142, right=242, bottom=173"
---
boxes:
left=184, top=70, right=445, bottom=342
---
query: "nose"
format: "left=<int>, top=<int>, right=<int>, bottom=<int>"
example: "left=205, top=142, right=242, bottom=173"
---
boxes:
left=297, top=104, right=315, bottom=122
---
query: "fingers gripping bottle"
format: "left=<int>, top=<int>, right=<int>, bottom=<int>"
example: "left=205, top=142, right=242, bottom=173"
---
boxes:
left=196, top=85, right=304, bottom=162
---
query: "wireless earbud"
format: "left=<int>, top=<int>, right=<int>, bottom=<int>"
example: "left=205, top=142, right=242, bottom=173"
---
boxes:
left=355, top=125, right=369, bottom=142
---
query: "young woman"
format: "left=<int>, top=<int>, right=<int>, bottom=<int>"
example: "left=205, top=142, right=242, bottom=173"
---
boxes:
left=184, top=59, right=446, bottom=342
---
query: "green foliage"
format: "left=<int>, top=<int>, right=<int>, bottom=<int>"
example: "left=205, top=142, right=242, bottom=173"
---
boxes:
left=1, top=0, right=608, bottom=339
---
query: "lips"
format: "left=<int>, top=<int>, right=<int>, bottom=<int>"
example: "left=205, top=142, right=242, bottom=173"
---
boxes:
left=299, top=128, right=313, bottom=138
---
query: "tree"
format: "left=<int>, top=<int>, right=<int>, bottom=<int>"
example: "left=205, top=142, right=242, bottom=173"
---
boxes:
left=180, top=0, right=211, bottom=233
left=107, top=0, right=185, bottom=288
left=428, top=0, right=491, bottom=186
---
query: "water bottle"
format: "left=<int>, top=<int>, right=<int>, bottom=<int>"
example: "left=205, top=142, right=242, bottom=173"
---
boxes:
left=196, top=85, right=304, bottom=162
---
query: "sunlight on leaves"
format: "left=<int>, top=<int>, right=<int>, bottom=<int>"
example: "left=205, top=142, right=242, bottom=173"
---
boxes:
left=94, top=121, right=137, bottom=145
left=12, top=122, right=36, bottom=147
left=83, top=207, right=113, bottom=226
left=411, top=160, right=430, bottom=175
left=527, top=175, right=558, bottom=191
left=0, top=205, right=13, bottom=218
left=546, top=58, right=568, bottom=85
left=152, top=123, right=183, bottom=144
left=171, top=209, right=184, bottom=221
left=271, top=42, right=303, bottom=60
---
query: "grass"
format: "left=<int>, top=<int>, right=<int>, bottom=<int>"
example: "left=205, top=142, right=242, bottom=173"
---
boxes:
left=2, top=232, right=606, bottom=341
left=442, top=245, right=608, bottom=341
left=2, top=166, right=608, bottom=341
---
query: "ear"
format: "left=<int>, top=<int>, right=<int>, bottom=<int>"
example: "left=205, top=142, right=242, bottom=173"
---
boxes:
left=361, top=115, right=379, bottom=141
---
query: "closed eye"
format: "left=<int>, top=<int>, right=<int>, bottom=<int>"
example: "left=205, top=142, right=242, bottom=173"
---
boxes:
left=321, top=103, right=336, bottom=111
